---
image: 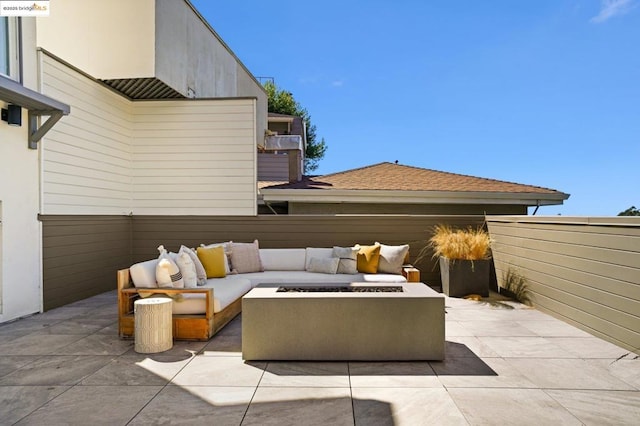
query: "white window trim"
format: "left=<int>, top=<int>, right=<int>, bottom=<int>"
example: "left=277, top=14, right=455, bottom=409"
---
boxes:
left=0, top=17, right=20, bottom=81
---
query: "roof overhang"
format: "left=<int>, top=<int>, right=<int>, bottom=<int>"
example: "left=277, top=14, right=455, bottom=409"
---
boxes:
left=0, top=74, right=70, bottom=149
left=268, top=116, right=295, bottom=123
left=259, top=188, right=570, bottom=206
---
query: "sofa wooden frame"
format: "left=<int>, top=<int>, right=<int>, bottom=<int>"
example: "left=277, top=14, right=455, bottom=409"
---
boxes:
left=117, top=269, right=241, bottom=341
left=118, top=265, right=420, bottom=341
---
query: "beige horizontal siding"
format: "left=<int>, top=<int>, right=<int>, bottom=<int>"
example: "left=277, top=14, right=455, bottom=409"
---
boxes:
left=131, top=99, right=257, bottom=215
left=487, top=215, right=640, bottom=353
left=41, top=54, right=133, bottom=215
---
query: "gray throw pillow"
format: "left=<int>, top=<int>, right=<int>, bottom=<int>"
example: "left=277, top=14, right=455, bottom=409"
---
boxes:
left=332, top=246, right=358, bottom=274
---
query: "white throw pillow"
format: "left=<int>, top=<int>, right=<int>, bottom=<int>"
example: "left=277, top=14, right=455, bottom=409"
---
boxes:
left=180, top=245, right=207, bottom=286
left=375, top=242, right=410, bottom=274
left=175, top=252, right=197, bottom=288
left=306, top=257, right=340, bottom=274
left=156, top=245, right=184, bottom=288
left=129, top=259, right=158, bottom=288
left=332, top=246, right=359, bottom=274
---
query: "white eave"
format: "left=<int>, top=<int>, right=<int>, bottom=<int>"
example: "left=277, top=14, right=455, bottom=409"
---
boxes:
left=259, top=188, right=570, bottom=206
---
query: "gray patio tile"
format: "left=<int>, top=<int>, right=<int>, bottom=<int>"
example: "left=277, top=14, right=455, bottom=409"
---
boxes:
left=171, top=356, right=266, bottom=386
left=95, top=322, right=118, bottom=335
left=434, top=357, right=538, bottom=389
left=0, top=355, right=114, bottom=386
left=129, top=385, right=254, bottom=426
left=216, top=316, right=242, bottom=337
left=457, top=320, right=539, bottom=337
left=445, top=320, right=475, bottom=337
left=15, top=385, right=161, bottom=426
left=448, top=388, right=582, bottom=425
left=545, top=389, right=640, bottom=426
left=505, top=358, right=636, bottom=390
left=0, top=355, right=41, bottom=378
left=446, top=336, right=501, bottom=358
left=517, top=320, right=593, bottom=337
left=446, top=305, right=549, bottom=322
left=201, top=335, right=242, bottom=356
left=550, top=337, right=631, bottom=359
left=352, top=387, right=468, bottom=426
left=124, top=338, right=208, bottom=357
left=81, top=353, right=193, bottom=385
left=0, top=385, right=70, bottom=425
left=0, top=317, right=59, bottom=336
left=348, top=362, right=441, bottom=388
left=243, top=387, right=353, bottom=426
left=260, top=362, right=350, bottom=387
left=585, top=355, right=640, bottom=390
left=53, top=334, right=134, bottom=355
left=479, top=336, right=577, bottom=358
left=34, top=306, right=93, bottom=321
left=0, top=334, right=85, bottom=355
left=31, top=318, right=112, bottom=335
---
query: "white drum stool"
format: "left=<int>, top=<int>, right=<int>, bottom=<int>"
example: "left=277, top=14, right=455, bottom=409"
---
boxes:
left=134, top=298, right=173, bottom=353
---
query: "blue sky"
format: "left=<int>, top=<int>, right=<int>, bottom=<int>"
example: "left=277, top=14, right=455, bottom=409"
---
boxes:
left=191, top=0, right=639, bottom=216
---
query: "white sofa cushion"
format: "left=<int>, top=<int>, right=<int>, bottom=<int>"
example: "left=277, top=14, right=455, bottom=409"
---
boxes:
left=171, top=276, right=252, bottom=314
left=260, top=248, right=306, bottom=271
left=361, top=274, right=408, bottom=283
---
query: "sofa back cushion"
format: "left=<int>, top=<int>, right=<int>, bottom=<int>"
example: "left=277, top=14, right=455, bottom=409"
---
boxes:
left=260, top=248, right=306, bottom=271
left=129, top=259, right=158, bottom=288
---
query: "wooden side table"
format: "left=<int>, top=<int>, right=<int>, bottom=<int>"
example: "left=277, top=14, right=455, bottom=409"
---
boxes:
left=134, top=298, right=173, bottom=353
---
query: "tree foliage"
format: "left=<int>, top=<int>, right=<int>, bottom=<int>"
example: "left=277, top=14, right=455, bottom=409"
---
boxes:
left=264, top=81, right=327, bottom=173
left=618, top=206, right=640, bottom=216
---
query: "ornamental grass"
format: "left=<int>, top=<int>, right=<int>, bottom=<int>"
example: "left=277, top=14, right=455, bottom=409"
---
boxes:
left=427, top=224, right=492, bottom=261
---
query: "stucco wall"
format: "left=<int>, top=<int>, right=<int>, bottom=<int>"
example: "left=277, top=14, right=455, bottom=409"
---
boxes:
left=36, top=0, right=156, bottom=79
left=0, top=19, right=42, bottom=321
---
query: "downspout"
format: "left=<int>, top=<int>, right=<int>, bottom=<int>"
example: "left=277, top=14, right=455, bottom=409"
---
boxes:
left=532, top=200, right=540, bottom=215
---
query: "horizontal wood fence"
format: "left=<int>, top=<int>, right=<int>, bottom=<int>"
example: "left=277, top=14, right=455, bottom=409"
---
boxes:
left=487, top=216, right=640, bottom=354
left=41, top=214, right=486, bottom=309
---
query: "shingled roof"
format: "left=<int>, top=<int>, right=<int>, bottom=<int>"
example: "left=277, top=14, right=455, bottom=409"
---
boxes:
left=259, top=162, right=569, bottom=207
left=261, top=162, right=563, bottom=194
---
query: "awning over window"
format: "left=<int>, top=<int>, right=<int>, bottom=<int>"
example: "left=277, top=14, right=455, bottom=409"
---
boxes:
left=0, top=74, right=70, bottom=149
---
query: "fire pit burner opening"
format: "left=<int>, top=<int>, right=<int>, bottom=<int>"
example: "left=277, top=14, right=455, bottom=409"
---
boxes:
left=276, top=286, right=404, bottom=293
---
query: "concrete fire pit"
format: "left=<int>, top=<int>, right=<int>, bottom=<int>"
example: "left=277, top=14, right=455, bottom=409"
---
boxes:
left=242, top=282, right=444, bottom=361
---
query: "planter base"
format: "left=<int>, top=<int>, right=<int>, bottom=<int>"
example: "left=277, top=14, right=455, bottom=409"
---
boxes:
left=439, top=257, right=490, bottom=298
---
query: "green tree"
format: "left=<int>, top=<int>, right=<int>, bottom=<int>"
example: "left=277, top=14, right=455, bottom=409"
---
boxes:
left=264, top=81, right=327, bottom=173
left=618, top=206, right=640, bottom=216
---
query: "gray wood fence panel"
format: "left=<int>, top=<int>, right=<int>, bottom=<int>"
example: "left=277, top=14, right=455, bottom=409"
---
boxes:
left=487, top=216, right=640, bottom=353
left=41, top=215, right=132, bottom=310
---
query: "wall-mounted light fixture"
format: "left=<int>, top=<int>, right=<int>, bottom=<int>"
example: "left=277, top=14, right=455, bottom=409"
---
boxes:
left=1, top=104, right=22, bottom=126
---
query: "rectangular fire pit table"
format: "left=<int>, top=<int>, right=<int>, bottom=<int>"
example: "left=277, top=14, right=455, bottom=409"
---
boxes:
left=242, top=282, right=444, bottom=361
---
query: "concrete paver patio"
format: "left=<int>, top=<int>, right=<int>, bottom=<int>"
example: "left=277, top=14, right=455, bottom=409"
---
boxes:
left=0, top=289, right=638, bottom=425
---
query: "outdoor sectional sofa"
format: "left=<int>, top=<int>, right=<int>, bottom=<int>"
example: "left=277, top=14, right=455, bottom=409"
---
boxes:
left=118, top=245, right=421, bottom=341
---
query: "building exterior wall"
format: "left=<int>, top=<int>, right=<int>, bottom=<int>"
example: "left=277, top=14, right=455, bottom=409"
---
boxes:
left=487, top=215, right=640, bottom=353
left=288, top=202, right=528, bottom=215
left=131, top=99, right=258, bottom=215
left=258, top=153, right=290, bottom=181
left=40, top=53, right=134, bottom=215
left=36, top=0, right=156, bottom=79
left=0, top=19, right=43, bottom=321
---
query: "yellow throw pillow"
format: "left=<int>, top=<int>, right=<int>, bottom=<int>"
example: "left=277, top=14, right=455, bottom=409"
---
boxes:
left=356, top=244, right=381, bottom=274
left=196, top=246, right=227, bottom=279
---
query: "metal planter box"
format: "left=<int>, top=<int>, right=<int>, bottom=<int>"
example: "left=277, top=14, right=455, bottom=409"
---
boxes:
left=439, top=257, right=490, bottom=297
